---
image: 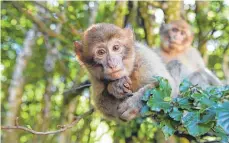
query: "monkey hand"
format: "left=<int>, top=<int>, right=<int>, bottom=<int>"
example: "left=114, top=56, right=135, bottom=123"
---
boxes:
left=107, top=76, right=132, bottom=99
left=117, top=92, right=143, bottom=121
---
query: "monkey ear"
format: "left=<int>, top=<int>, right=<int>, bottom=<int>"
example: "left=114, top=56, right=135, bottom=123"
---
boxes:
left=124, top=28, right=134, bottom=40
left=74, top=41, right=83, bottom=57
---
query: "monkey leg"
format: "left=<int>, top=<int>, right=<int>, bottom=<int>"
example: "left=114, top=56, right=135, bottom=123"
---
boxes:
left=107, top=76, right=132, bottom=99
left=117, top=83, right=157, bottom=121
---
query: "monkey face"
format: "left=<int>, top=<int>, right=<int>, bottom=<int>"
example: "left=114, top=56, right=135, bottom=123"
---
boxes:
left=74, top=23, right=135, bottom=81
left=90, top=39, right=130, bottom=80
left=169, top=27, right=186, bottom=45
left=160, top=20, right=193, bottom=54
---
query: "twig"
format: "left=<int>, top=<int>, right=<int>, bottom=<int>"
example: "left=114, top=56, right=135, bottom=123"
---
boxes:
left=63, top=83, right=91, bottom=96
left=1, top=109, right=94, bottom=135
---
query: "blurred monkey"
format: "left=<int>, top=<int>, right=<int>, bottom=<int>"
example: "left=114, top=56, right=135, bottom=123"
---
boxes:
left=156, top=20, right=222, bottom=88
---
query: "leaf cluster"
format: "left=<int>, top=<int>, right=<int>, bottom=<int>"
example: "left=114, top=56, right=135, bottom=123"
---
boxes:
left=141, top=76, right=229, bottom=142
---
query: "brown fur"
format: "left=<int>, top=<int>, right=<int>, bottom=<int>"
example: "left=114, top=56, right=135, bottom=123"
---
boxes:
left=74, top=23, right=177, bottom=121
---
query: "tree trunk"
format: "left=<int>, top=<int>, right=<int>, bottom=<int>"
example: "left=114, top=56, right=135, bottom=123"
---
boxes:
left=124, top=1, right=138, bottom=27
left=223, top=48, right=229, bottom=84
left=196, top=1, right=209, bottom=65
left=88, top=1, right=99, bottom=26
left=163, top=1, right=182, bottom=23
left=40, top=26, right=61, bottom=143
left=4, top=28, right=36, bottom=142
left=114, top=1, right=128, bottom=27
left=139, top=2, right=157, bottom=47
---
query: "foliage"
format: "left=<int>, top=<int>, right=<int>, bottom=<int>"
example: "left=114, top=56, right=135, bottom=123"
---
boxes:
left=141, top=76, right=229, bottom=142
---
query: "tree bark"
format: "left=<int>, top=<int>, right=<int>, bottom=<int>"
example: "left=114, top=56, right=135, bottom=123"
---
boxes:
left=114, top=1, right=128, bottom=27
left=196, top=1, right=210, bottom=64
left=223, top=48, right=229, bottom=84
left=88, top=1, right=99, bottom=26
left=139, top=2, right=157, bottom=47
left=4, top=28, right=36, bottom=142
left=163, top=1, right=182, bottom=23
left=40, top=24, right=61, bottom=136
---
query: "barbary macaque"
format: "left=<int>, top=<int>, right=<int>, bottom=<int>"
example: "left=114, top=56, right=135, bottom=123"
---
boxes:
left=156, top=20, right=222, bottom=88
left=74, top=23, right=177, bottom=121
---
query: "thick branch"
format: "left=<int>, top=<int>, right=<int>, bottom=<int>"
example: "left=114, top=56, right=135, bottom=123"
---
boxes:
left=1, top=109, right=94, bottom=135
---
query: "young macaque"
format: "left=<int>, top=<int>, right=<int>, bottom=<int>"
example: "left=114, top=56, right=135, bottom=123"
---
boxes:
left=156, top=20, right=222, bottom=88
left=74, top=23, right=177, bottom=121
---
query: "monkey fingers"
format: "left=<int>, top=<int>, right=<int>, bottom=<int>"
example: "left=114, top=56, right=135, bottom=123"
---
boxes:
left=107, top=76, right=132, bottom=99
left=117, top=94, right=142, bottom=121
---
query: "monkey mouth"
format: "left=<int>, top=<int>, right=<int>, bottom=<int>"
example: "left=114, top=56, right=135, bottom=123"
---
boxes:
left=106, top=69, right=124, bottom=80
left=170, top=41, right=182, bottom=46
left=111, top=69, right=123, bottom=74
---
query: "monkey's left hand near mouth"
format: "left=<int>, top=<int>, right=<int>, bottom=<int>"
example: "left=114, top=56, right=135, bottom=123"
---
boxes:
left=107, top=76, right=132, bottom=99
left=117, top=92, right=143, bottom=121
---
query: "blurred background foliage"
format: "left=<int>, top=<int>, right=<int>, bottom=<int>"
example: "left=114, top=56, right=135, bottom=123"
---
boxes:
left=1, top=1, right=229, bottom=143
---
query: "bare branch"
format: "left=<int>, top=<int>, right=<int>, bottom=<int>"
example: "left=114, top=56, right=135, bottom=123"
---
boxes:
left=1, top=109, right=94, bottom=135
left=63, top=81, right=91, bottom=105
left=63, top=83, right=91, bottom=96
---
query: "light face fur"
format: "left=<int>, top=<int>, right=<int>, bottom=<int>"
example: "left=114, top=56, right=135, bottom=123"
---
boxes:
left=75, top=24, right=135, bottom=81
left=74, top=23, right=177, bottom=121
left=157, top=20, right=222, bottom=89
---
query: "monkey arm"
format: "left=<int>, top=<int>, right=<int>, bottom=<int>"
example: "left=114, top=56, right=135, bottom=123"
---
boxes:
left=189, top=48, right=206, bottom=69
left=117, top=83, right=158, bottom=121
left=196, top=68, right=222, bottom=86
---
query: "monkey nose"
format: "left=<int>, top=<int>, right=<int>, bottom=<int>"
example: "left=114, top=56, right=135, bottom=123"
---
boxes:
left=107, top=62, right=118, bottom=70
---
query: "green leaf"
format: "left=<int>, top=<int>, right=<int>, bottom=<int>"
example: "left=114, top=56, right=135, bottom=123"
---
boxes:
left=176, top=97, right=192, bottom=110
left=179, top=78, right=193, bottom=93
left=153, top=76, right=172, bottom=96
left=206, top=85, right=229, bottom=98
left=182, top=112, right=214, bottom=136
left=169, top=107, right=183, bottom=121
left=142, top=89, right=151, bottom=101
left=214, top=126, right=229, bottom=143
left=191, top=93, right=215, bottom=107
left=140, top=105, right=150, bottom=116
left=160, top=120, right=175, bottom=139
left=215, top=102, right=229, bottom=134
left=147, top=90, right=171, bottom=113
left=164, top=97, right=172, bottom=102
left=199, top=110, right=216, bottom=124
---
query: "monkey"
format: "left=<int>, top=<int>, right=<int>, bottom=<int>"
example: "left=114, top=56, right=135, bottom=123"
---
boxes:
left=74, top=23, right=177, bottom=121
left=156, top=20, right=222, bottom=89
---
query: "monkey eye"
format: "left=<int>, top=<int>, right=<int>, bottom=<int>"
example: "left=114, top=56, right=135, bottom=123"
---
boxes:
left=96, top=49, right=106, bottom=56
left=172, top=28, right=178, bottom=32
left=113, top=45, right=120, bottom=51
left=181, top=31, right=185, bottom=36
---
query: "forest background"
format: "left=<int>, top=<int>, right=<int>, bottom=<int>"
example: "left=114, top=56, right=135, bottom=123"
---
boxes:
left=1, top=1, right=229, bottom=143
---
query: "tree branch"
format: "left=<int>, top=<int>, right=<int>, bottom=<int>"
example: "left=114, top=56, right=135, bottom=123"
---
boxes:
left=1, top=109, right=94, bottom=135
left=63, top=83, right=91, bottom=96
left=12, top=2, right=68, bottom=44
left=63, top=81, right=91, bottom=105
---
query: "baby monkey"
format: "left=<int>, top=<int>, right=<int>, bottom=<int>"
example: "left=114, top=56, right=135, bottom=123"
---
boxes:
left=74, top=23, right=176, bottom=121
